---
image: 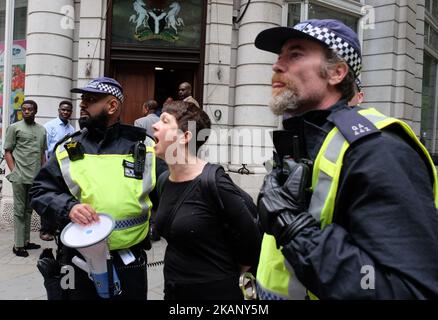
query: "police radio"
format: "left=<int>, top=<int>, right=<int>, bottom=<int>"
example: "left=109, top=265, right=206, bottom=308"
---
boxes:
left=271, top=132, right=313, bottom=205
left=133, top=141, right=146, bottom=177
left=64, top=140, right=85, bottom=161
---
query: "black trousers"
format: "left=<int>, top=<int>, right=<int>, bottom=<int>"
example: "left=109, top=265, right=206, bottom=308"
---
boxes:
left=61, top=246, right=148, bottom=300
left=164, top=276, right=243, bottom=300
left=40, top=214, right=56, bottom=234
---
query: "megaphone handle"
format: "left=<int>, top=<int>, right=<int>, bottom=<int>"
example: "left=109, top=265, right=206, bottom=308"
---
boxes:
left=107, top=257, right=114, bottom=298
left=72, top=256, right=90, bottom=275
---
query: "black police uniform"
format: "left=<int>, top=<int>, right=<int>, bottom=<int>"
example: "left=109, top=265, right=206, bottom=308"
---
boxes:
left=278, top=100, right=438, bottom=299
left=30, top=123, right=158, bottom=300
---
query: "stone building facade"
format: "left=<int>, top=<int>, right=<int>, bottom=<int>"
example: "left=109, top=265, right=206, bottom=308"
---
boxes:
left=0, top=0, right=436, bottom=227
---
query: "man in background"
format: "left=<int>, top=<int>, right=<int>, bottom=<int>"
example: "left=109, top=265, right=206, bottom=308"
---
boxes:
left=134, top=99, right=167, bottom=241
left=134, top=99, right=160, bottom=137
left=4, top=100, right=46, bottom=257
left=45, top=101, right=74, bottom=159
left=178, top=82, right=200, bottom=108
left=40, top=100, right=75, bottom=241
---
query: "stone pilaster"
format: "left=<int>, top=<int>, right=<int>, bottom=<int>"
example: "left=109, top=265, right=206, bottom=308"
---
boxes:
left=361, top=0, right=418, bottom=131
left=1, top=0, right=75, bottom=229
left=229, top=0, right=282, bottom=199
left=202, top=0, right=235, bottom=165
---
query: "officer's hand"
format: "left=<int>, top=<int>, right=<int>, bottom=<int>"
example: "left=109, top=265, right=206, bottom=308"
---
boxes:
left=258, top=160, right=317, bottom=246
left=258, top=161, right=309, bottom=232
left=69, top=203, right=100, bottom=225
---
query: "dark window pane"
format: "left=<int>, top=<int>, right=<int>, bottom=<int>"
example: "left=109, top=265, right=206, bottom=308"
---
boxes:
left=0, top=1, right=27, bottom=126
left=421, top=53, right=437, bottom=152
left=13, top=6, right=27, bottom=40
left=287, top=3, right=301, bottom=27
left=0, top=9, right=4, bottom=42
left=0, top=4, right=27, bottom=42
left=433, top=1, right=438, bottom=19
left=308, top=3, right=358, bottom=32
left=429, top=24, right=438, bottom=52
left=425, top=22, right=430, bottom=45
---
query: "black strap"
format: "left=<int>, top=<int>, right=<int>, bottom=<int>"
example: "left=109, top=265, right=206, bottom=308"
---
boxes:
left=201, top=163, right=225, bottom=211
left=162, top=175, right=200, bottom=237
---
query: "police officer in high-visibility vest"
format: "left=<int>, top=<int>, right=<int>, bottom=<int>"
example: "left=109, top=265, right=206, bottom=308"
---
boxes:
left=254, top=19, right=438, bottom=299
left=30, top=77, right=156, bottom=300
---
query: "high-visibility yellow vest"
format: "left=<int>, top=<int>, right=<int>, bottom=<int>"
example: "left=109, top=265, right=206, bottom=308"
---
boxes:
left=256, top=108, right=438, bottom=300
left=55, top=137, right=156, bottom=250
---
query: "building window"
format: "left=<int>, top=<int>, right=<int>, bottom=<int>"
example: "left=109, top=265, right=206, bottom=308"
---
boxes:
left=308, top=3, right=359, bottom=31
left=421, top=53, right=437, bottom=152
left=425, top=0, right=438, bottom=20
left=287, top=2, right=301, bottom=27
left=285, top=1, right=362, bottom=32
left=422, top=2, right=438, bottom=154
left=0, top=0, right=28, bottom=130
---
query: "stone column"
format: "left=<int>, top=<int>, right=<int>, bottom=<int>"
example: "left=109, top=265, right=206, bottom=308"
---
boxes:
left=361, top=0, right=418, bottom=130
left=230, top=0, right=282, bottom=199
left=69, top=0, right=106, bottom=114
left=202, top=0, right=235, bottom=165
left=1, top=0, right=75, bottom=229
left=25, top=0, right=75, bottom=123
left=75, top=0, right=106, bottom=86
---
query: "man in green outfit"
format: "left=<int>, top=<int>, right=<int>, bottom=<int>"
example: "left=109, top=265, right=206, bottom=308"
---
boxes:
left=4, top=100, right=47, bottom=257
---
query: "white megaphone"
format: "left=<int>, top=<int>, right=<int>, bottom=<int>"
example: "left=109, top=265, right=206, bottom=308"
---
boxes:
left=60, top=213, right=121, bottom=298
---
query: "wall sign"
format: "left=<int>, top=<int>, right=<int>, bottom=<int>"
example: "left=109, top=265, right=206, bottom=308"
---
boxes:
left=112, top=0, right=202, bottom=49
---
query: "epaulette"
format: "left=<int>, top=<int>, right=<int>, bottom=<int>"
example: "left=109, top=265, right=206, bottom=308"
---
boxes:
left=53, top=129, right=85, bottom=152
left=327, top=107, right=380, bottom=144
left=119, top=124, right=147, bottom=141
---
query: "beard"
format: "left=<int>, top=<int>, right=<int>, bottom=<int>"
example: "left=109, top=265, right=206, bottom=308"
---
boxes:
left=269, top=74, right=300, bottom=116
left=269, top=72, right=328, bottom=116
left=268, top=88, right=299, bottom=116
left=79, top=109, right=109, bottom=131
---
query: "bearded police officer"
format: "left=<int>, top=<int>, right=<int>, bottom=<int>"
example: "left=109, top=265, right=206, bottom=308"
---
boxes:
left=255, top=19, right=438, bottom=299
left=30, top=77, right=156, bottom=300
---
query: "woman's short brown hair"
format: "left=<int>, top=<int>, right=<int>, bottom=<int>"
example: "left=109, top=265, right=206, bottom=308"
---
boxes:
left=162, top=101, right=211, bottom=153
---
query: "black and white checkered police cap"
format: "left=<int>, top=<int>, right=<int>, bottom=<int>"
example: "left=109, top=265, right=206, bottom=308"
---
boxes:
left=71, top=77, right=125, bottom=103
left=255, top=19, right=362, bottom=77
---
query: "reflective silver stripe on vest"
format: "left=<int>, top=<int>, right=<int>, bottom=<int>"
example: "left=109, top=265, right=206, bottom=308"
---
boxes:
left=115, top=213, right=149, bottom=230
left=308, top=130, right=345, bottom=222
left=309, top=111, right=389, bottom=222
left=358, top=112, right=386, bottom=124
left=57, top=143, right=81, bottom=199
left=256, top=281, right=288, bottom=300
left=284, top=259, right=307, bottom=299
left=138, top=137, right=155, bottom=216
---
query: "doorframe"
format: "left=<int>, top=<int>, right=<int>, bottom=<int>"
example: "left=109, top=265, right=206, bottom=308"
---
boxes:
left=104, top=0, right=207, bottom=106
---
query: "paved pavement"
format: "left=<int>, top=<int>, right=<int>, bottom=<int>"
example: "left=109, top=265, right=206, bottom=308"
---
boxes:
left=0, top=227, right=165, bottom=300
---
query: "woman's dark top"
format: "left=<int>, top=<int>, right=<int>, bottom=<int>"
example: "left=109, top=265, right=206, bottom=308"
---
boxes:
left=155, top=164, right=261, bottom=299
